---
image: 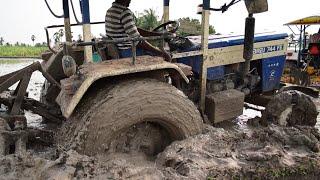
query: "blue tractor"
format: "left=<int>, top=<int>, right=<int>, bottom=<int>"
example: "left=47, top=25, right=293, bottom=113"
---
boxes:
left=0, top=0, right=318, bottom=156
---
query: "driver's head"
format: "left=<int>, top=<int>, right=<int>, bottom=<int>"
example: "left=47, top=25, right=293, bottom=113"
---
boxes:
left=115, top=0, right=131, bottom=7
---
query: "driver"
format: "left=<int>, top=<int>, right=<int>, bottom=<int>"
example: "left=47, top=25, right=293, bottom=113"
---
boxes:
left=105, top=0, right=171, bottom=61
left=311, top=28, right=320, bottom=43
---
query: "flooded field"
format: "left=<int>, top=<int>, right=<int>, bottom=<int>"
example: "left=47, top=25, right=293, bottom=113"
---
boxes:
left=0, top=58, right=45, bottom=127
left=0, top=58, right=319, bottom=130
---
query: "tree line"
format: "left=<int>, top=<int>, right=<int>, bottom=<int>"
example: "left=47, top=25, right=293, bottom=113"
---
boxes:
left=1, top=8, right=215, bottom=47
left=0, top=36, right=47, bottom=47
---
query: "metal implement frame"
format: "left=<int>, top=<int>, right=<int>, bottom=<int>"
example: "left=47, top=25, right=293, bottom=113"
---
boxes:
left=0, top=62, right=62, bottom=125
left=199, top=0, right=210, bottom=113
left=74, top=35, right=175, bottom=64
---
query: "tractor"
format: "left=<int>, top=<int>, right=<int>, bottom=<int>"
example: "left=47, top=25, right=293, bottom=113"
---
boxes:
left=282, top=16, right=320, bottom=87
left=0, top=0, right=318, bottom=156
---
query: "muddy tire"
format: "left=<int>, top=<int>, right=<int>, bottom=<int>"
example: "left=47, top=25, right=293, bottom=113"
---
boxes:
left=58, top=78, right=203, bottom=156
left=263, top=90, right=318, bottom=126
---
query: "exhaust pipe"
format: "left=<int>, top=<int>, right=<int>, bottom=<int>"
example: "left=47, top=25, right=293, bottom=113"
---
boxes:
left=242, top=13, right=255, bottom=79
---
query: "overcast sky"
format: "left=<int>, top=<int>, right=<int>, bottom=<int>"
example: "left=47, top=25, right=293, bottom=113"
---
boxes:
left=0, top=0, right=319, bottom=44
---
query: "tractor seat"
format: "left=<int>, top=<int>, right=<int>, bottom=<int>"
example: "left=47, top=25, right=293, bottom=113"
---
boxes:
left=309, top=43, right=320, bottom=56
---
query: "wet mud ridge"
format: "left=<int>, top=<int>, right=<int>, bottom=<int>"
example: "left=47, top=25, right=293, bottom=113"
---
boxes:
left=0, top=124, right=320, bottom=179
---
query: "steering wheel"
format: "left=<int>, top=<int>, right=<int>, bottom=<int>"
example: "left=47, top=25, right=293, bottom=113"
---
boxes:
left=152, top=21, right=180, bottom=34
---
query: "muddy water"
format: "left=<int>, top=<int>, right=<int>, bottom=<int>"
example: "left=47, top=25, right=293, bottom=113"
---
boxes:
left=0, top=58, right=319, bottom=130
left=0, top=58, right=45, bottom=127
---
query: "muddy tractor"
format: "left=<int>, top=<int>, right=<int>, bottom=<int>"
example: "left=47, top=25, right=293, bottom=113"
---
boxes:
left=0, top=0, right=318, bottom=156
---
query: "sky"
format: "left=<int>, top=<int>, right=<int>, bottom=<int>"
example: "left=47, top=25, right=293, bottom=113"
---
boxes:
left=0, top=0, right=319, bottom=44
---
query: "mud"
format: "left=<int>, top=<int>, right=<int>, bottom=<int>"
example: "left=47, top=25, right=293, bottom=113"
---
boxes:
left=264, top=90, right=318, bottom=127
left=1, top=124, right=320, bottom=179
left=1, top=59, right=320, bottom=179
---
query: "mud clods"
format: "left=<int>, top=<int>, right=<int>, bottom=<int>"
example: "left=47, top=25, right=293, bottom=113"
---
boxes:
left=1, top=125, right=320, bottom=179
left=158, top=125, right=320, bottom=179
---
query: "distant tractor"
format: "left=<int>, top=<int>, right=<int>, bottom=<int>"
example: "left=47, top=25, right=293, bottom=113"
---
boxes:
left=0, top=0, right=318, bottom=156
left=282, top=16, right=320, bottom=87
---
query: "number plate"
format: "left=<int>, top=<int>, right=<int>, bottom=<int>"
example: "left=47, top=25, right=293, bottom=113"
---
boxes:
left=253, top=45, right=284, bottom=55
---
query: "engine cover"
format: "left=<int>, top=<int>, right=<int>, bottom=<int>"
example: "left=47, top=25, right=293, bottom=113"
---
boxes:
left=205, top=89, right=245, bottom=124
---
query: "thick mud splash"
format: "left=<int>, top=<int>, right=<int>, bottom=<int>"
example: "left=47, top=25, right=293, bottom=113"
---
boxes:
left=1, top=125, right=319, bottom=179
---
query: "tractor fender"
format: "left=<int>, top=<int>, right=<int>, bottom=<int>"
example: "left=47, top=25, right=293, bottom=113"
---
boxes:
left=56, top=56, right=189, bottom=118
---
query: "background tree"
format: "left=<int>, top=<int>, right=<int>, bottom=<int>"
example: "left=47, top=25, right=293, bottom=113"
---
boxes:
left=0, top=37, right=4, bottom=46
left=31, top=35, right=36, bottom=45
left=177, top=17, right=215, bottom=37
left=77, top=34, right=83, bottom=42
left=53, top=29, right=64, bottom=44
left=134, top=9, right=216, bottom=37
left=135, top=9, right=160, bottom=31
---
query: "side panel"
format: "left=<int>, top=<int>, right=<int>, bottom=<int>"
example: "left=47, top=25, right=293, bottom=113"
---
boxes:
left=205, top=39, right=287, bottom=68
left=176, top=39, right=288, bottom=80
left=261, top=56, right=286, bottom=92
left=177, top=56, right=225, bottom=80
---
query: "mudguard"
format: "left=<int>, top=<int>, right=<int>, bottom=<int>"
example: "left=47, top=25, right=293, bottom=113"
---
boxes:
left=56, top=56, right=189, bottom=118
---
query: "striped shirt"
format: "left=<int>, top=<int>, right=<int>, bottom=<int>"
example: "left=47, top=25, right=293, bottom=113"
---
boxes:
left=105, top=3, right=140, bottom=50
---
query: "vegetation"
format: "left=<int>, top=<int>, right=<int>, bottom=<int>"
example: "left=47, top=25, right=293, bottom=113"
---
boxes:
left=177, top=17, right=215, bottom=37
left=135, top=9, right=215, bottom=36
left=31, top=35, right=36, bottom=45
left=135, top=9, right=161, bottom=31
left=53, top=29, right=64, bottom=44
left=0, top=37, right=4, bottom=46
left=0, top=45, right=47, bottom=57
left=0, top=34, right=48, bottom=57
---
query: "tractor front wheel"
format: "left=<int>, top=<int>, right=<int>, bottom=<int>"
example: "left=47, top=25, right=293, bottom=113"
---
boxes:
left=263, top=90, right=318, bottom=127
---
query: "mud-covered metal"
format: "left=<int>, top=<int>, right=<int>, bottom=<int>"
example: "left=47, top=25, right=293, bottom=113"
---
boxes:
left=244, top=0, right=268, bottom=14
left=0, top=62, right=62, bottom=125
left=243, top=14, right=255, bottom=78
left=63, top=0, right=72, bottom=42
left=205, top=89, right=245, bottom=124
left=199, top=0, right=211, bottom=113
left=56, top=56, right=189, bottom=118
left=163, top=0, right=170, bottom=23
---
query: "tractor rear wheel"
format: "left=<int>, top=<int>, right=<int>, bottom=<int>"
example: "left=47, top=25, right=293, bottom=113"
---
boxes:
left=58, top=78, right=203, bottom=156
left=263, top=90, right=318, bottom=127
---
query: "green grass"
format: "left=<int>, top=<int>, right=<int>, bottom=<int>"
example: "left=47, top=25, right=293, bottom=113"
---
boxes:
left=0, top=46, right=48, bottom=57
